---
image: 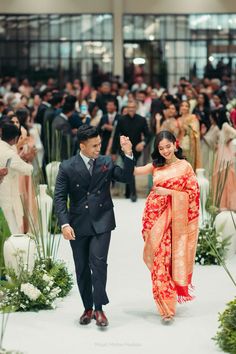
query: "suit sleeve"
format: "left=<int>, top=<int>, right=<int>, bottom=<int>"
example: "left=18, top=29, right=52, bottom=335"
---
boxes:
left=111, top=155, right=135, bottom=183
left=111, top=119, right=121, bottom=154
left=54, top=163, right=70, bottom=226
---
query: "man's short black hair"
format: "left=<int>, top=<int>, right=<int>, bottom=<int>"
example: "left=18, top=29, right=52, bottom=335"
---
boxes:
left=77, top=125, right=99, bottom=144
left=1, top=122, right=20, bottom=142
left=40, top=88, right=51, bottom=100
left=62, top=102, right=75, bottom=114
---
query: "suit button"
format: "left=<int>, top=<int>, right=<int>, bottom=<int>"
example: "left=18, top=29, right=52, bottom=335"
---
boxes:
left=85, top=205, right=88, bottom=209
left=87, top=192, right=90, bottom=196
left=76, top=184, right=79, bottom=187
left=97, top=190, right=101, bottom=194
left=99, top=204, right=103, bottom=207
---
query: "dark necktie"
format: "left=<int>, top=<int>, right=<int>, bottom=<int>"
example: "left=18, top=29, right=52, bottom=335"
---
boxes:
left=88, top=159, right=94, bottom=175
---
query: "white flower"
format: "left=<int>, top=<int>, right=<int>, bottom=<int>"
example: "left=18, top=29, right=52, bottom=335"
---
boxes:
left=20, top=283, right=41, bottom=301
left=49, top=287, right=61, bottom=299
left=200, top=258, right=205, bottom=265
left=42, top=274, right=53, bottom=283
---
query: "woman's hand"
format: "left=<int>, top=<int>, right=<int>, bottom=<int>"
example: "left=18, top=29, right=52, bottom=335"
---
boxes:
left=155, top=187, right=172, bottom=196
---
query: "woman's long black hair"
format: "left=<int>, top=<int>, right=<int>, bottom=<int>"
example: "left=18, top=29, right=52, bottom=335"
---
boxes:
left=151, top=130, right=185, bottom=167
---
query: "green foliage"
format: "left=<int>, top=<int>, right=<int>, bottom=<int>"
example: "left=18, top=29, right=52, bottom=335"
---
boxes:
left=49, top=207, right=61, bottom=235
left=42, top=259, right=74, bottom=298
left=0, top=211, right=10, bottom=277
left=196, top=222, right=230, bottom=265
left=214, top=297, right=236, bottom=354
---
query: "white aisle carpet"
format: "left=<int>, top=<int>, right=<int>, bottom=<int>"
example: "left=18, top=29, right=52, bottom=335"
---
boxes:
left=4, top=199, right=236, bottom=354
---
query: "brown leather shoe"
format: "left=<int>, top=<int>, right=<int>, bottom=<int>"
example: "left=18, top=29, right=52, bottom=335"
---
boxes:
left=93, top=310, right=109, bottom=327
left=79, top=309, right=94, bottom=325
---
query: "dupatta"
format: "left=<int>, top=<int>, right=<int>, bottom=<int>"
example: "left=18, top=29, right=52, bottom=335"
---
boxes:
left=142, top=159, right=200, bottom=302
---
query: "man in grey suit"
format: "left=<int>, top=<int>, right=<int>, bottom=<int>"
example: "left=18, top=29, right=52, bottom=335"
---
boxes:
left=54, top=125, right=134, bottom=327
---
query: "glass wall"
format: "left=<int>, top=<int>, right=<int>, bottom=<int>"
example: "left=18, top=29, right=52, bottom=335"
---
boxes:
left=0, top=14, right=113, bottom=86
left=123, top=14, right=236, bottom=88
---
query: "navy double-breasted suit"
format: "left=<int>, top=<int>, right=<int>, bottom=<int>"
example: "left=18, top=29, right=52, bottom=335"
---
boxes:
left=54, top=153, right=134, bottom=309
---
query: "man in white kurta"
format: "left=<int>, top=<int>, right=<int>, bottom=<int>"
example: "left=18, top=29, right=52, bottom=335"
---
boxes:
left=0, top=123, right=33, bottom=234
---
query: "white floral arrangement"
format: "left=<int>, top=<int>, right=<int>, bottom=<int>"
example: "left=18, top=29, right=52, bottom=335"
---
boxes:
left=195, top=222, right=230, bottom=265
left=0, top=259, right=73, bottom=312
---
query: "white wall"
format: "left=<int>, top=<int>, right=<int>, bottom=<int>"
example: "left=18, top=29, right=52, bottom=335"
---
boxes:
left=124, top=0, right=236, bottom=14
left=0, top=0, right=236, bottom=14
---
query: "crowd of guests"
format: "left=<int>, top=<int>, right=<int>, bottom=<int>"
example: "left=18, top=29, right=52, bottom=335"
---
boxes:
left=0, top=73, right=236, bottom=235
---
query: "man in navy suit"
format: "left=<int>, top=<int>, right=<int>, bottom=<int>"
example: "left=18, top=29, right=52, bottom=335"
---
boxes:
left=54, top=125, right=134, bottom=327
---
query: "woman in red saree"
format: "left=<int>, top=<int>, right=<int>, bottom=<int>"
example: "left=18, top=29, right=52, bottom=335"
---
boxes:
left=134, top=131, right=200, bottom=323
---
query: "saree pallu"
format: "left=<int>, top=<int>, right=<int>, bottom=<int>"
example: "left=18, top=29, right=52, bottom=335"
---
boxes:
left=142, top=159, right=200, bottom=318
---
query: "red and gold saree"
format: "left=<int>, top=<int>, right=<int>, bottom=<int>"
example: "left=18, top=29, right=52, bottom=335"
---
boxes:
left=142, top=159, right=200, bottom=318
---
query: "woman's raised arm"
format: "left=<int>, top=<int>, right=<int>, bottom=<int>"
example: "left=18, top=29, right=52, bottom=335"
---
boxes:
left=134, top=163, right=153, bottom=176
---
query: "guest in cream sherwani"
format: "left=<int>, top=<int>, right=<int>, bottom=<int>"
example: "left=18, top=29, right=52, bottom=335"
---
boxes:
left=0, top=122, right=33, bottom=234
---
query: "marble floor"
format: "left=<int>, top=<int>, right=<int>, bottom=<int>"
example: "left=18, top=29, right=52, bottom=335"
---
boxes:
left=3, top=199, right=236, bottom=354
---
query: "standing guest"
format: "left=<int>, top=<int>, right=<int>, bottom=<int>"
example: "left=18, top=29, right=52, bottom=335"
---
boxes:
left=116, top=85, right=128, bottom=114
left=200, top=113, right=220, bottom=177
left=211, top=78, right=228, bottom=107
left=136, top=90, right=151, bottom=119
left=213, top=121, right=236, bottom=211
left=12, top=110, right=37, bottom=233
left=155, top=104, right=179, bottom=137
left=43, top=92, right=64, bottom=162
left=54, top=125, right=134, bottom=327
left=193, top=93, right=211, bottom=130
left=0, top=123, right=33, bottom=233
left=35, top=89, right=52, bottom=126
left=131, top=75, right=147, bottom=92
left=51, top=102, right=76, bottom=160
left=211, top=94, right=228, bottom=128
left=111, top=100, right=151, bottom=202
left=96, top=82, right=118, bottom=114
left=134, top=131, right=199, bottom=323
left=177, top=101, right=201, bottom=171
left=87, top=102, right=102, bottom=127
left=98, top=99, right=121, bottom=155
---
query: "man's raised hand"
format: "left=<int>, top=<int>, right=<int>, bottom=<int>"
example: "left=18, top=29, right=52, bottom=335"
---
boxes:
left=120, top=135, right=132, bottom=156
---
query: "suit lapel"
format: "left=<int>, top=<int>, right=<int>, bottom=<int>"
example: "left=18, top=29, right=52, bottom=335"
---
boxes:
left=74, top=154, right=91, bottom=184
left=89, top=156, right=108, bottom=190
